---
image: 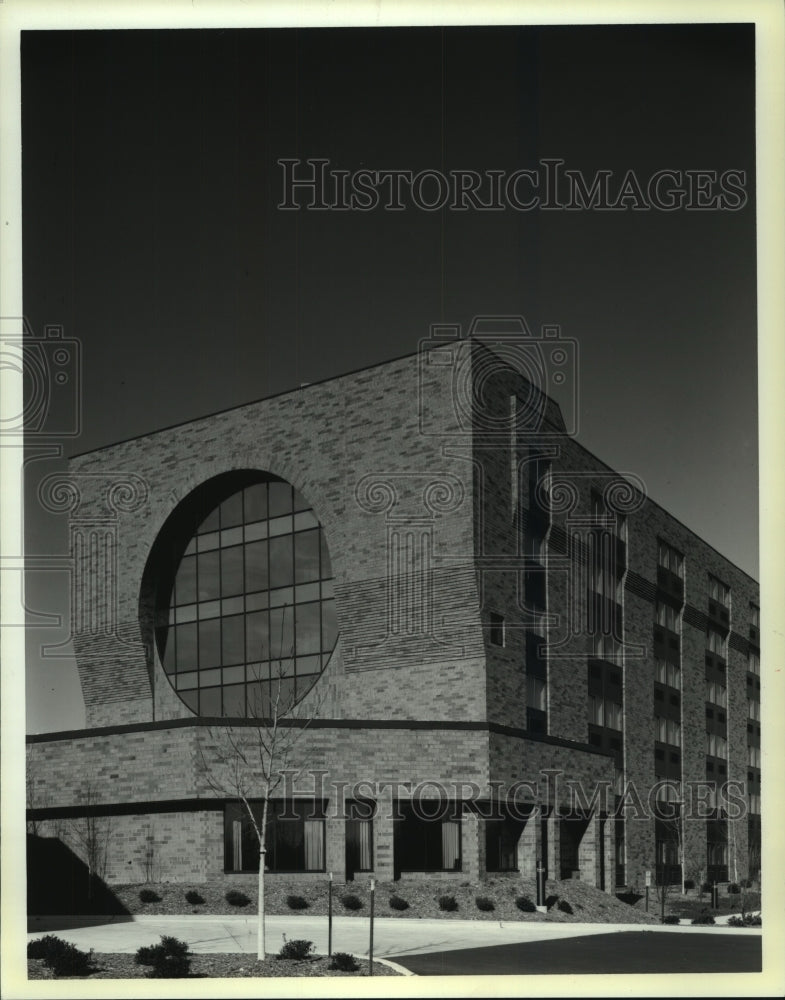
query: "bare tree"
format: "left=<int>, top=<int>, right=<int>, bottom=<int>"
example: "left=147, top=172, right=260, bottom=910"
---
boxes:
left=198, top=607, right=325, bottom=960
left=66, top=778, right=114, bottom=901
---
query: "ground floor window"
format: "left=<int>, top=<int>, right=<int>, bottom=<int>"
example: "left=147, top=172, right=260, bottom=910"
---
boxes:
left=224, top=800, right=326, bottom=873
left=394, top=802, right=462, bottom=873
left=485, top=816, right=525, bottom=872
left=346, top=800, right=374, bottom=878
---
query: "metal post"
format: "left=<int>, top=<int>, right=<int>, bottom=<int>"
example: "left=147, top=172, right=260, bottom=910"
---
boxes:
left=645, top=885, right=649, bottom=913
left=369, top=877, right=375, bottom=976
left=328, top=872, right=333, bottom=957
left=536, top=859, right=545, bottom=907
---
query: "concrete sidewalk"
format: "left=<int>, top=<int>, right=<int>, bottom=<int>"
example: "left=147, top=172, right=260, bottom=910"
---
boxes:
left=27, top=913, right=761, bottom=961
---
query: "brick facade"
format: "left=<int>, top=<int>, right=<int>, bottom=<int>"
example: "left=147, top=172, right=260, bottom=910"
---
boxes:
left=27, top=338, right=759, bottom=893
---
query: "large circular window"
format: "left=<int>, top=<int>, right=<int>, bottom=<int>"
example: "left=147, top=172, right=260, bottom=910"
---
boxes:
left=154, top=475, right=338, bottom=717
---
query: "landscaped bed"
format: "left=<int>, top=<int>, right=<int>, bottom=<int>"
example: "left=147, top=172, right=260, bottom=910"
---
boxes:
left=105, top=875, right=661, bottom=925
left=27, top=952, right=400, bottom=979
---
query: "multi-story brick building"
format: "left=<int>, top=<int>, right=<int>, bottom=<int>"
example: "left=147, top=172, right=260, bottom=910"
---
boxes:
left=26, top=323, right=761, bottom=895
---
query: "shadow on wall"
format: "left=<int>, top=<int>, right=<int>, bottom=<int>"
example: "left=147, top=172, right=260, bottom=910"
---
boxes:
left=27, top=835, right=131, bottom=922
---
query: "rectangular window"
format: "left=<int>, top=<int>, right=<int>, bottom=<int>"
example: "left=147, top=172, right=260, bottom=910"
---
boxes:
left=656, top=601, right=679, bottom=632
left=489, top=612, right=505, bottom=647
left=708, top=575, right=730, bottom=607
left=592, top=632, right=622, bottom=663
left=658, top=540, right=684, bottom=578
left=750, top=604, right=760, bottom=628
left=589, top=694, right=604, bottom=726
left=748, top=700, right=760, bottom=721
left=224, top=801, right=326, bottom=873
left=605, top=700, right=623, bottom=732
left=527, top=674, right=547, bottom=712
left=705, top=680, right=727, bottom=708
left=707, top=628, right=726, bottom=656
left=748, top=651, right=760, bottom=675
left=748, top=746, right=761, bottom=768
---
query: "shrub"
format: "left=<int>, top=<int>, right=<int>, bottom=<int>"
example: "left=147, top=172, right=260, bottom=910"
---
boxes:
left=475, top=896, right=495, bottom=912
left=389, top=895, right=409, bottom=911
left=28, top=935, right=69, bottom=962
left=727, top=912, right=761, bottom=927
left=692, top=911, right=716, bottom=926
left=684, top=879, right=695, bottom=891
left=286, top=894, right=310, bottom=910
left=727, top=882, right=740, bottom=894
left=329, top=951, right=360, bottom=972
left=616, top=891, right=643, bottom=907
left=740, top=877, right=753, bottom=889
left=515, top=895, right=537, bottom=913
left=225, top=889, right=251, bottom=907
left=438, top=894, right=458, bottom=912
left=277, top=939, right=315, bottom=961
left=28, top=935, right=93, bottom=977
left=185, top=890, right=204, bottom=905
left=341, top=893, right=363, bottom=911
left=136, top=936, right=191, bottom=979
left=557, top=899, right=574, bottom=915
left=139, top=888, right=161, bottom=903
left=662, top=914, right=680, bottom=924
left=545, top=894, right=560, bottom=909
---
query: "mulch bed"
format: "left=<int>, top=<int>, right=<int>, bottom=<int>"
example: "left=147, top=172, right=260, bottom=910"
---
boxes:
left=107, top=874, right=660, bottom=925
left=28, top=953, right=400, bottom=979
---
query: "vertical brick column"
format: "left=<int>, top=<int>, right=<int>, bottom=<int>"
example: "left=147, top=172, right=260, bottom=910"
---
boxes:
left=546, top=812, right=561, bottom=880
left=462, top=812, right=485, bottom=881
left=517, top=810, right=541, bottom=879
left=373, top=807, right=395, bottom=882
left=325, top=810, right=346, bottom=882
left=577, top=814, right=597, bottom=885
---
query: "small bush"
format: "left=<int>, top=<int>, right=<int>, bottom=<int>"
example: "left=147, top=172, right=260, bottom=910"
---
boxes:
left=438, top=894, right=458, bottom=912
left=28, top=935, right=93, bottom=976
left=515, top=895, right=537, bottom=912
left=616, top=891, right=643, bottom=907
left=545, top=894, right=559, bottom=909
left=557, top=899, right=574, bottom=915
left=341, top=893, right=363, bottom=911
left=50, top=942, right=94, bottom=977
left=139, top=888, right=161, bottom=903
left=740, top=877, right=753, bottom=889
left=28, top=936, right=69, bottom=963
left=727, top=882, right=740, bottom=894
left=277, top=939, right=314, bottom=961
left=286, top=894, right=310, bottom=910
left=329, top=951, right=360, bottom=972
left=475, top=896, right=495, bottom=912
left=225, top=889, right=251, bottom=907
left=728, top=912, right=761, bottom=927
left=136, top=936, right=191, bottom=979
left=185, top=890, right=204, bottom=905
left=692, top=911, right=716, bottom=926
left=389, top=895, right=409, bottom=911
left=662, top=914, right=680, bottom=925
left=684, top=879, right=695, bottom=891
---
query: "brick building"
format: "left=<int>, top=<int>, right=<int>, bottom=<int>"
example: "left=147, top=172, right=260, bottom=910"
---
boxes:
left=26, top=324, right=761, bottom=894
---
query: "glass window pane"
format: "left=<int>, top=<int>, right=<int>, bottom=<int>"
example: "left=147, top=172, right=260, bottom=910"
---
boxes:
left=247, top=680, right=271, bottom=717
left=223, top=683, right=246, bottom=717
left=270, top=606, right=296, bottom=660
left=175, top=555, right=197, bottom=605
left=320, top=530, right=332, bottom=578
left=197, top=507, right=220, bottom=533
left=296, top=602, right=321, bottom=655
left=222, top=614, right=245, bottom=665
left=176, top=670, right=199, bottom=690
left=197, top=531, right=220, bottom=553
left=200, top=687, right=222, bottom=716
left=268, top=481, right=292, bottom=517
left=220, top=492, right=244, bottom=528
left=180, top=689, right=199, bottom=712
left=198, top=550, right=220, bottom=601
left=269, top=535, right=294, bottom=588
left=245, top=483, right=268, bottom=522
left=321, top=599, right=338, bottom=652
left=175, top=623, right=198, bottom=671
left=245, top=540, right=268, bottom=592
left=223, top=664, right=245, bottom=685
left=161, top=629, right=176, bottom=674
left=246, top=611, right=270, bottom=662
left=297, top=674, right=318, bottom=699
left=295, top=530, right=320, bottom=583
left=221, top=546, right=244, bottom=597
left=199, top=618, right=221, bottom=669
left=268, top=515, right=293, bottom=538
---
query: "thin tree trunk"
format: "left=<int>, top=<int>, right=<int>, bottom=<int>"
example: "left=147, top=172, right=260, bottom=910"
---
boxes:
left=257, top=851, right=265, bottom=960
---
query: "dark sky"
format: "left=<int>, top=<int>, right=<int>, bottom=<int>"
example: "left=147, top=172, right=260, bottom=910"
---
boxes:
left=21, top=24, right=758, bottom=732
